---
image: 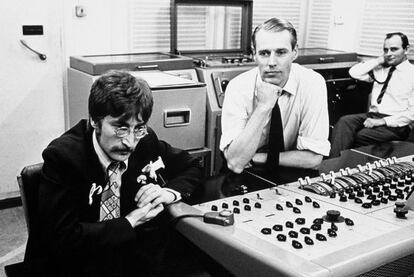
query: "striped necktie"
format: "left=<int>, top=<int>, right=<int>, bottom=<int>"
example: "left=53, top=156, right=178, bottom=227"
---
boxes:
left=377, top=66, right=396, bottom=104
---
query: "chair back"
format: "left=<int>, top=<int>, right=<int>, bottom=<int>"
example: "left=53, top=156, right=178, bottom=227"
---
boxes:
left=17, top=163, right=43, bottom=233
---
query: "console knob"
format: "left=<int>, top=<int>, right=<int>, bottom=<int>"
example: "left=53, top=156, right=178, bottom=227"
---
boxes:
left=394, top=202, right=408, bottom=218
left=325, top=210, right=341, bottom=222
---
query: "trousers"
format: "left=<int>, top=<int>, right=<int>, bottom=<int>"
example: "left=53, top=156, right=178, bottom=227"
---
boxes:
left=329, top=112, right=410, bottom=158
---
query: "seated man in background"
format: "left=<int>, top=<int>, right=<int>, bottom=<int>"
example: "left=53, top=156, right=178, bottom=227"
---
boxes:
left=220, top=17, right=330, bottom=180
left=25, top=70, right=205, bottom=276
left=330, top=32, right=414, bottom=158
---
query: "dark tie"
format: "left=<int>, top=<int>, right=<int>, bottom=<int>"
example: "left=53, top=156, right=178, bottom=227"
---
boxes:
left=266, top=99, right=284, bottom=171
left=99, top=162, right=125, bottom=221
left=377, top=66, right=396, bottom=104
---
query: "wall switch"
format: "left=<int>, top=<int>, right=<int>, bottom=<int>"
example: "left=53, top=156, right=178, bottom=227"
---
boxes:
left=75, top=5, right=87, bottom=17
left=22, top=25, right=43, bottom=35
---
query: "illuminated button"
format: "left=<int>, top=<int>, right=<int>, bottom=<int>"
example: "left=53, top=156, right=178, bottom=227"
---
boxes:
left=254, top=202, right=262, bottom=208
left=277, top=234, right=287, bottom=242
left=327, top=229, right=337, bottom=237
left=276, top=204, right=283, bottom=211
left=330, top=222, right=338, bottom=231
left=316, top=233, right=327, bottom=241
left=345, top=218, right=354, bottom=226
left=292, top=240, right=303, bottom=249
left=288, top=230, right=298, bottom=238
left=222, top=203, right=229, bottom=209
left=244, top=205, right=251, bottom=211
left=355, top=197, right=363, bottom=204
left=300, top=227, right=310, bottom=235
left=285, top=221, right=294, bottom=228
left=372, top=200, right=381, bottom=206
left=211, top=205, right=218, bottom=211
left=243, top=198, right=249, bottom=204
left=295, top=218, right=306, bottom=225
left=380, top=197, right=388, bottom=204
left=357, top=191, right=364, bottom=197
left=313, top=218, right=324, bottom=225
left=286, top=201, right=293, bottom=208
left=261, top=228, right=271, bottom=235
left=305, top=196, right=312, bottom=203
left=362, top=202, right=372, bottom=209
left=311, top=224, right=321, bottom=231
left=388, top=195, right=397, bottom=201
left=233, top=200, right=239, bottom=206
left=293, top=207, right=301, bottom=214
left=348, top=192, right=356, bottom=199
left=295, top=199, right=303, bottom=205
left=272, top=224, right=283, bottom=232
left=233, top=207, right=240, bottom=214
left=312, top=201, right=320, bottom=208
left=304, top=236, right=314, bottom=245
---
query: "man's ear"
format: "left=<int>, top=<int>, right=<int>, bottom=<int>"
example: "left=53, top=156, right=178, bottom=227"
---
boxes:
left=90, top=118, right=98, bottom=129
left=292, top=44, right=299, bottom=61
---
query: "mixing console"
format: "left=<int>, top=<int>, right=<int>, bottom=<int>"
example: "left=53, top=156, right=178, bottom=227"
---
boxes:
left=171, top=155, right=414, bottom=277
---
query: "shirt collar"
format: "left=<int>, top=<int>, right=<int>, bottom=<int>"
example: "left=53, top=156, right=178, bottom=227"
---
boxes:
left=395, top=59, right=410, bottom=71
left=92, top=130, right=128, bottom=173
left=255, top=66, right=297, bottom=96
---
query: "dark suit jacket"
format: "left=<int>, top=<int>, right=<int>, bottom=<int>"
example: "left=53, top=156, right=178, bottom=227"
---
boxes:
left=25, top=120, right=203, bottom=276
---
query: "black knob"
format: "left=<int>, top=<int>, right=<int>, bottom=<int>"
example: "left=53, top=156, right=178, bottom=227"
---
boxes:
left=295, top=218, right=306, bottom=225
left=394, top=202, right=408, bottom=218
left=345, top=218, right=354, bottom=226
left=292, top=240, right=303, bottom=249
left=293, top=207, right=301, bottom=214
left=285, top=221, right=294, bottom=228
left=277, top=234, right=287, bottom=241
left=326, top=210, right=341, bottom=222
left=288, top=230, right=298, bottom=238
left=272, top=224, right=283, bottom=231
left=304, top=236, right=314, bottom=245
left=261, top=228, right=271, bottom=235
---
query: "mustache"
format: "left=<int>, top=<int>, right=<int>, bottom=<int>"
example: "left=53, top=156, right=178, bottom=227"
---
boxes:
left=112, top=146, right=134, bottom=153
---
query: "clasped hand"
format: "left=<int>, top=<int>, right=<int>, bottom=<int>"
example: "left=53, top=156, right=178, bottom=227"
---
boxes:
left=256, top=80, right=283, bottom=109
left=125, top=183, right=175, bottom=228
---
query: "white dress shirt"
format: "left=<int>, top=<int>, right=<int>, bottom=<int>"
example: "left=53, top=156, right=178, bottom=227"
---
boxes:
left=349, top=59, right=414, bottom=127
left=220, top=64, right=330, bottom=157
left=92, top=130, right=181, bottom=202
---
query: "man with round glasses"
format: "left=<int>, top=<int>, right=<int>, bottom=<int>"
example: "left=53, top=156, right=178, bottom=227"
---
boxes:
left=26, top=70, right=204, bottom=276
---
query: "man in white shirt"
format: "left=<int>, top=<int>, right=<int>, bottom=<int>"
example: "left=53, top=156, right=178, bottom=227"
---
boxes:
left=220, top=18, right=330, bottom=176
left=330, top=32, right=414, bottom=157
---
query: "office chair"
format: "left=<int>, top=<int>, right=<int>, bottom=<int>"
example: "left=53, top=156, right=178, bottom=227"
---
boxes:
left=4, top=163, right=43, bottom=277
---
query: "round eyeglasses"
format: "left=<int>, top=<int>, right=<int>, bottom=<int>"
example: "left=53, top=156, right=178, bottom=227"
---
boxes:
left=114, top=125, right=148, bottom=139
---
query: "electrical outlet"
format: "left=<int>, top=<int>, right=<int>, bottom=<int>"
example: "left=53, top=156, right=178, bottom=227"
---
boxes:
left=75, top=5, right=86, bottom=17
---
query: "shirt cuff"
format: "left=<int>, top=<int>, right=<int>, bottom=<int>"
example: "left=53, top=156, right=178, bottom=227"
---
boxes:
left=164, top=188, right=182, bottom=203
left=297, top=136, right=331, bottom=156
